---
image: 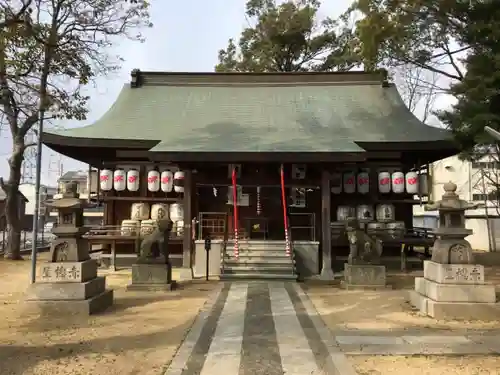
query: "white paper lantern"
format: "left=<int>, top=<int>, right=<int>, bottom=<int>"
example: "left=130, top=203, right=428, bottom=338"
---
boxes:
left=419, top=173, right=429, bottom=195
left=391, top=171, right=405, bottom=194
left=357, top=171, right=370, bottom=194
left=405, top=171, right=419, bottom=194
left=99, top=169, right=113, bottom=191
left=160, top=170, right=174, bottom=193
left=147, top=170, right=160, bottom=192
left=113, top=169, right=126, bottom=191
left=343, top=171, right=356, bottom=194
left=174, top=170, right=185, bottom=193
left=378, top=171, right=391, bottom=193
left=127, top=169, right=140, bottom=192
left=331, top=172, right=342, bottom=194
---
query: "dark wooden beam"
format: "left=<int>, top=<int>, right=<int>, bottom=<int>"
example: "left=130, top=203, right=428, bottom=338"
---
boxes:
left=182, top=170, right=193, bottom=268
left=319, top=170, right=334, bottom=278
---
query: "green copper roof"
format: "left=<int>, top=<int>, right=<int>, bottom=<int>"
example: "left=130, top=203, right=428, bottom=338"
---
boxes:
left=45, top=72, right=452, bottom=153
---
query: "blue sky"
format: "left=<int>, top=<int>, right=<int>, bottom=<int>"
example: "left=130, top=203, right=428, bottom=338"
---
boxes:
left=0, top=0, right=451, bottom=187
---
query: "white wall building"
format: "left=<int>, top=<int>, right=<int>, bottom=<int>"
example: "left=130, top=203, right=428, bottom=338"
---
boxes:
left=414, top=154, right=500, bottom=251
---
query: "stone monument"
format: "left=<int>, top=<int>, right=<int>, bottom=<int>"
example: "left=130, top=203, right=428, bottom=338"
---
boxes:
left=26, top=182, right=113, bottom=315
left=409, top=181, right=500, bottom=320
left=127, top=217, right=177, bottom=291
left=343, top=217, right=386, bottom=289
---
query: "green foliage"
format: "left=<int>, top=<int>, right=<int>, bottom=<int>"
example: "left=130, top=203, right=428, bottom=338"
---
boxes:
left=216, top=0, right=359, bottom=72
left=436, top=1, right=500, bottom=159
left=346, top=0, right=470, bottom=79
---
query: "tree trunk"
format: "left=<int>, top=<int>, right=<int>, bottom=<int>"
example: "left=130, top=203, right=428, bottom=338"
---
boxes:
left=3, top=142, right=24, bottom=260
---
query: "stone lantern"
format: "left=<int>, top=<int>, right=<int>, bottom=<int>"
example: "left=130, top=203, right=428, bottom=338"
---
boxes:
left=409, top=181, right=499, bottom=320
left=26, top=182, right=113, bottom=315
left=424, top=181, right=480, bottom=264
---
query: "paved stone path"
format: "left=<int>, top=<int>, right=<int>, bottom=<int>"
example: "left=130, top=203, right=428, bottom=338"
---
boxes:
left=164, top=282, right=500, bottom=375
left=164, top=282, right=357, bottom=375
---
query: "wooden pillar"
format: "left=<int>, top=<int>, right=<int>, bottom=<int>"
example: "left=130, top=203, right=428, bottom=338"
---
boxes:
left=182, top=169, right=193, bottom=268
left=320, top=169, right=334, bottom=279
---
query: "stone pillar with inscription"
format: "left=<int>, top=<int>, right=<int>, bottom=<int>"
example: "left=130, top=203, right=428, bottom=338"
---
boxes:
left=26, top=182, right=113, bottom=315
left=409, top=182, right=499, bottom=320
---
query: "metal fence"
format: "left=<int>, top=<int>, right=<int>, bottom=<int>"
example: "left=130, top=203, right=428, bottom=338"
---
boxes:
left=0, top=230, right=54, bottom=253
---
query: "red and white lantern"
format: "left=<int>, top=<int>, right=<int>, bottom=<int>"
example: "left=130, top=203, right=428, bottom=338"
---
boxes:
left=391, top=171, right=405, bottom=194
left=127, top=169, right=140, bottom=192
left=331, top=172, right=342, bottom=194
left=378, top=171, right=391, bottom=194
left=343, top=171, right=356, bottom=194
left=174, top=170, right=185, bottom=193
left=113, top=169, right=126, bottom=191
left=405, top=171, right=419, bottom=194
left=160, top=170, right=174, bottom=193
left=99, top=169, right=113, bottom=191
left=147, top=170, right=160, bottom=192
left=357, top=171, right=370, bottom=194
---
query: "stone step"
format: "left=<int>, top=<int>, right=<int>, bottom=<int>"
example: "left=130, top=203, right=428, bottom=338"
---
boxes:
left=224, top=250, right=292, bottom=257
left=219, top=272, right=297, bottom=281
left=223, top=265, right=295, bottom=273
left=224, top=258, right=293, bottom=266
left=225, top=241, right=287, bottom=251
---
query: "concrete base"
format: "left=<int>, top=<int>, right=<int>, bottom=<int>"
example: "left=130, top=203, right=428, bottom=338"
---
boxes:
left=127, top=281, right=178, bottom=291
left=178, top=267, right=193, bottom=281
left=410, top=261, right=500, bottom=320
left=128, top=263, right=176, bottom=291
left=343, top=264, right=386, bottom=289
left=25, top=289, right=114, bottom=316
left=415, top=277, right=496, bottom=303
left=27, top=276, right=106, bottom=300
left=409, top=290, right=500, bottom=321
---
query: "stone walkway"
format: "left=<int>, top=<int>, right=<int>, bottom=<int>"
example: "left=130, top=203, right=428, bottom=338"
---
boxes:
left=163, top=282, right=500, bottom=375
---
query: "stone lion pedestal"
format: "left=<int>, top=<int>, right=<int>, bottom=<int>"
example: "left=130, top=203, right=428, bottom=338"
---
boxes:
left=409, top=182, right=499, bottom=320
left=127, top=218, right=177, bottom=291
left=25, top=182, right=113, bottom=315
left=342, top=218, right=387, bottom=290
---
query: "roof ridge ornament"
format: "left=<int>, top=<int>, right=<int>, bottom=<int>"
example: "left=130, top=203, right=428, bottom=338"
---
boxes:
left=130, top=69, right=143, bottom=88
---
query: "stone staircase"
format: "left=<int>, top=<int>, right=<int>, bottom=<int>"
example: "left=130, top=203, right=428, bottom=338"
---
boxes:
left=220, top=240, right=296, bottom=280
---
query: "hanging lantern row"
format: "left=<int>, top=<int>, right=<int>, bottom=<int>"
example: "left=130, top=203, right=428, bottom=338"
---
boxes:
left=99, top=168, right=185, bottom=193
left=330, top=170, right=424, bottom=194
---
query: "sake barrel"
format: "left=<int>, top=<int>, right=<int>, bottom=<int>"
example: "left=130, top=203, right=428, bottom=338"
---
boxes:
left=343, top=171, right=356, bottom=194
left=169, top=203, right=184, bottom=222
left=357, top=171, right=370, bottom=194
left=131, top=202, right=150, bottom=220
left=391, top=171, right=405, bottom=193
left=376, top=204, right=395, bottom=222
left=331, top=221, right=346, bottom=242
left=175, top=220, right=184, bottom=236
left=337, top=205, right=355, bottom=221
left=405, top=171, right=419, bottom=194
left=121, top=219, right=140, bottom=236
left=140, top=219, right=157, bottom=237
left=367, top=222, right=386, bottom=236
left=331, top=172, right=342, bottom=194
left=378, top=171, right=391, bottom=193
left=387, top=221, right=406, bottom=239
left=356, top=204, right=374, bottom=222
left=151, top=203, right=169, bottom=221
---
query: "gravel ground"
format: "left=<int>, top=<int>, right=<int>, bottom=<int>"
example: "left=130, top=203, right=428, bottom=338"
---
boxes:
left=351, top=355, right=500, bottom=375
left=0, top=254, right=217, bottom=375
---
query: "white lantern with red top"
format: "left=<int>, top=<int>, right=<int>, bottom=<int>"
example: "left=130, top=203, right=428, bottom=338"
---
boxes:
left=113, top=169, right=126, bottom=191
left=174, top=170, right=185, bottom=193
left=330, top=172, right=342, bottom=194
left=405, top=171, right=419, bottom=194
left=357, top=171, right=370, bottom=194
left=99, top=169, right=113, bottom=191
left=378, top=171, right=391, bottom=193
left=391, top=171, right=405, bottom=194
left=147, top=170, right=160, bottom=192
left=160, top=170, right=174, bottom=192
left=343, top=171, right=356, bottom=193
left=127, top=169, right=140, bottom=192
